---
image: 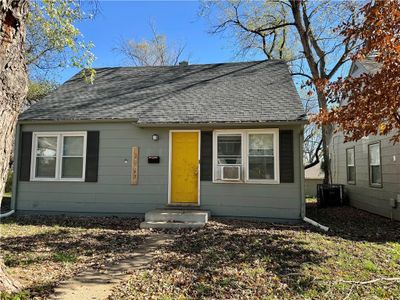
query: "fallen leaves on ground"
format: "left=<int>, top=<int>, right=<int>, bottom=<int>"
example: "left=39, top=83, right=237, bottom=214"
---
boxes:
left=110, top=206, right=400, bottom=300
left=0, top=215, right=146, bottom=299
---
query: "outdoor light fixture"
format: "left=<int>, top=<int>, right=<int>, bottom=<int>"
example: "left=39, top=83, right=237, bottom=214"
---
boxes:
left=124, top=159, right=128, bottom=164
left=152, top=134, right=159, bottom=141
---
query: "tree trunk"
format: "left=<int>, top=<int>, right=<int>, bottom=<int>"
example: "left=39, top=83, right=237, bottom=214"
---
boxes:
left=0, top=0, right=28, bottom=294
left=0, top=261, right=20, bottom=293
left=321, top=124, right=332, bottom=184
left=0, top=0, right=28, bottom=203
left=316, top=90, right=332, bottom=184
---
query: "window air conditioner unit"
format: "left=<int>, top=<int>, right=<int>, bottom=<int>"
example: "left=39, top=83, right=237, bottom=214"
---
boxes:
left=221, top=165, right=241, bottom=181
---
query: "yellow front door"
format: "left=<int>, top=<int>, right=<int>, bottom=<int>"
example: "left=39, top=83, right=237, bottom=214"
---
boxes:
left=170, top=131, right=199, bottom=204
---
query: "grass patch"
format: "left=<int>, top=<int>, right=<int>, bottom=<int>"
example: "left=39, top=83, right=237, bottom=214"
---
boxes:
left=52, top=252, right=77, bottom=263
left=0, top=290, right=30, bottom=300
left=363, top=260, right=378, bottom=272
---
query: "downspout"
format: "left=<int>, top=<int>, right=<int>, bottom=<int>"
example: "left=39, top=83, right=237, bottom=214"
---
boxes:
left=299, top=128, right=306, bottom=219
left=0, top=210, right=15, bottom=218
left=303, top=216, right=329, bottom=231
left=0, top=123, right=20, bottom=219
left=299, top=127, right=329, bottom=232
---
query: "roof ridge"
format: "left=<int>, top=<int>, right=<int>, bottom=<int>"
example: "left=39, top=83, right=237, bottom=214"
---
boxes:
left=89, top=59, right=287, bottom=71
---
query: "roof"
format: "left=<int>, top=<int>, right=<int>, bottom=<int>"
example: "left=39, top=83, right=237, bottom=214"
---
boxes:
left=356, top=56, right=381, bottom=75
left=304, top=163, right=324, bottom=180
left=20, top=60, right=305, bottom=124
left=349, top=55, right=382, bottom=77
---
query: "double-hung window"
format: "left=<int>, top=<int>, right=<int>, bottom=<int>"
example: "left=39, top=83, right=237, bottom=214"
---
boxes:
left=31, top=132, right=87, bottom=181
left=248, top=133, right=275, bottom=181
left=216, top=133, right=243, bottom=181
left=368, top=143, right=382, bottom=187
left=213, top=129, right=279, bottom=184
left=346, top=147, right=356, bottom=184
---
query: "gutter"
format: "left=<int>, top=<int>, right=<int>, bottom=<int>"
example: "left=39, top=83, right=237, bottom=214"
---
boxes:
left=18, top=118, right=308, bottom=127
left=18, top=118, right=139, bottom=125
left=136, top=120, right=309, bottom=128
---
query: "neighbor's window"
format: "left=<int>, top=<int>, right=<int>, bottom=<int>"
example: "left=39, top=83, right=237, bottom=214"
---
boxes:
left=31, top=132, right=86, bottom=181
left=346, top=147, right=356, bottom=184
left=368, top=143, right=382, bottom=187
left=213, top=129, right=279, bottom=184
left=248, top=133, right=275, bottom=180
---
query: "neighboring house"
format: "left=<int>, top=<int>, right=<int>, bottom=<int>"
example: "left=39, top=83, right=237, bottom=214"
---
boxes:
left=11, top=60, right=307, bottom=220
left=304, top=163, right=324, bottom=198
left=329, top=57, right=400, bottom=221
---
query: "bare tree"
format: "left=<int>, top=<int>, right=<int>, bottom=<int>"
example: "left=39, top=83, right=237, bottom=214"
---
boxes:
left=202, top=0, right=360, bottom=182
left=115, top=22, right=186, bottom=66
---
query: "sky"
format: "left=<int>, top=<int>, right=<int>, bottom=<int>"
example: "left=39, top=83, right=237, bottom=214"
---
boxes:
left=59, top=0, right=263, bottom=83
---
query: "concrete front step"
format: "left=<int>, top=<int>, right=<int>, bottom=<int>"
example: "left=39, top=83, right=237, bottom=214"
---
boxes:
left=145, top=209, right=210, bottom=223
left=140, top=221, right=205, bottom=229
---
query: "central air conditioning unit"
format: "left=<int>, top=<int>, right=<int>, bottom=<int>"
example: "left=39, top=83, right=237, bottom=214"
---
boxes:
left=221, top=165, right=241, bottom=181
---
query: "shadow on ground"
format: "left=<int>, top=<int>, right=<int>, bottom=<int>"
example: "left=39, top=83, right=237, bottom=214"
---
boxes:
left=2, top=214, right=144, bottom=230
left=306, top=204, right=400, bottom=243
left=110, top=219, right=326, bottom=299
left=1, top=215, right=146, bottom=299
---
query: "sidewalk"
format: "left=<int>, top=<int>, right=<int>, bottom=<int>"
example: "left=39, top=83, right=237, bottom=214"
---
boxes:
left=49, top=233, right=175, bottom=300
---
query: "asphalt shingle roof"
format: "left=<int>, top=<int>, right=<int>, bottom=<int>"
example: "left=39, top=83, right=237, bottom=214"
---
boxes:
left=20, top=60, right=305, bottom=124
left=360, top=56, right=381, bottom=74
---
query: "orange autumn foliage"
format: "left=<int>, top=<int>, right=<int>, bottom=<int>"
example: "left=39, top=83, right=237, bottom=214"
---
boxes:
left=315, top=0, right=400, bottom=143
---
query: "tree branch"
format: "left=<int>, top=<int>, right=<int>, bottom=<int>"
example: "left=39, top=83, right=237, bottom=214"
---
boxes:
left=304, top=138, right=322, bottom=169
left=290, top=72, right=313, bottom=80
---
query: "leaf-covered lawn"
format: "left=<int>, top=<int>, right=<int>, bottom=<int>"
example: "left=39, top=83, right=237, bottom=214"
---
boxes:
left=0, top=216, right=146, bottom=299
left=110, top=206, right=400, bottom=300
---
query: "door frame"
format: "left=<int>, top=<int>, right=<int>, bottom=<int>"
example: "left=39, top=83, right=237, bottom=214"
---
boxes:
left=168, top=129, right=201, bottom=206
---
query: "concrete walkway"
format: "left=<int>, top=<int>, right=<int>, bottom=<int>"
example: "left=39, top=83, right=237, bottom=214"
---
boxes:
left=50, top=233, right=175, bottom=300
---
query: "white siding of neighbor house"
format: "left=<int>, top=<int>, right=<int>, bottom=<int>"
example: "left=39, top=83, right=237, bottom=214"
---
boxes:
left=330, top=131, right=400, bottom=221
left=329, top=59, right=400, bottom=221
left=14, top=122, right=304, bottom=220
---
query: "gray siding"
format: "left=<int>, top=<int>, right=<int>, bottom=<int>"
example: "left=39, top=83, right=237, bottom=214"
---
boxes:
left=330, top=132, right=400, bottom=220
left=15, top=122, right=303, bottom=220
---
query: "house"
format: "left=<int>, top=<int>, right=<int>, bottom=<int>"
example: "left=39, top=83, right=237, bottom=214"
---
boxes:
left=304, top=163, right=324, bottom=198
left=11, top=60, right=307, bottom=221
left=329, top=57, right=400, bottom=221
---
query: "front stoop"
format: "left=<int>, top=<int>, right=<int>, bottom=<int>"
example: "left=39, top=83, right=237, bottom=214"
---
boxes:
left=140, top=209, right=210, bottom=229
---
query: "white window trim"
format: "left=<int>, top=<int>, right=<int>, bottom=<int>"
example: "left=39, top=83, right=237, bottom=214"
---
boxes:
left=368, top=142, right=382, bottom=187
left=213, top=129, right=280, bottom=184
left=346, top=147, right=356, bottom=185
left=30, top=132, right=87, bottom=182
